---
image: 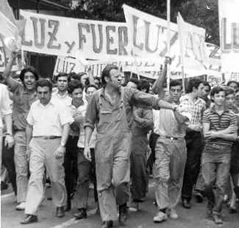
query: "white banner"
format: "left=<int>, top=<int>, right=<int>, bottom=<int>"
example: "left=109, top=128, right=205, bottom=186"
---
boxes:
left=123, top=4, right=180, bottom=69
left=20, top=10, right=130, bottom=60
left=0, top=40, right=21, bottom=72
left=177, top=13, right=207, bottom=72
left=219, top=0, right=239, bottom=74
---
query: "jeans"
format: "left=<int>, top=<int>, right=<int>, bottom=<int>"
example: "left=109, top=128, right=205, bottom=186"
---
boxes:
left=202, top=144, right=231, bottom=214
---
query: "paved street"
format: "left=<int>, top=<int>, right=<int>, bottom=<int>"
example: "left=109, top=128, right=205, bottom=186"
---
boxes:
left=1, top=181, right=239, bottom=228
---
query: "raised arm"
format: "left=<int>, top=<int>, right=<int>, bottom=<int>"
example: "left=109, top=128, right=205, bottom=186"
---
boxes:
left=2, top=52, right=19, bottom=89
left=152, top=57, right=170, bottom=97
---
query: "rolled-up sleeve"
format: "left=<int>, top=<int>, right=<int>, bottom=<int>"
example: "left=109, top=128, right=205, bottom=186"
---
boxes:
left=126, top=88, right=159, bottom=109
left=59, top=104, right=74, bottom=126
left=84, top=93, right=98, bottom=130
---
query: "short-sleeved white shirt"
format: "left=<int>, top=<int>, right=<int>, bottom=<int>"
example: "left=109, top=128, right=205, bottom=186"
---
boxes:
left=0, top=84, right=12, bottom=128
left=27, top=97, right=73, bottom=137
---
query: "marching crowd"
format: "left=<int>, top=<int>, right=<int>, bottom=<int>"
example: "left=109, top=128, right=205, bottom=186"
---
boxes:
left=1, top=53, right=239, bottom=228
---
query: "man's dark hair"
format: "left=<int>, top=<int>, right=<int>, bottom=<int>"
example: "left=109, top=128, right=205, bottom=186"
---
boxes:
left=170, top=80, right=182, bottom=89
left=19, top=66, right=39, bottom=82
left=101, top=64, right=119, bottom=86
left=225, top=87, right=235, bottom=96
left=36, top=78, right=53, bottom=92
left=227, top=80, right=239, bottom=88
left=85, top=84, right=98, bottom=93
left=186, top=78, right=203, bottom=93
left=55, top=73, right=70, bottom=82
left=128, top=78, right=140, bottom=88
left=68, top=81, right=83, bottom=94
left=203, top=81, right=211, bottom=91
left=210, top=86, right=225, bottom=98
left=139, top=79, right=150, bottom=93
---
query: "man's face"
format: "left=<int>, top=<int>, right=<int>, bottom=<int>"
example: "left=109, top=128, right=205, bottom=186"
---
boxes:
left=226, top=93, right=235, bottom=109
left=213, top=91, right=225, bottom=106
left=201, top=85, right=210, bottom=100
left=86, top=86, right=97, bottom=102
left=235, top=91, right=239, bottom=106
left=72, top=88, right=83, bottom=103
left=81, top=74, right=88, bottom=87
left=37, top=86, right=51, bottom=105
left=107, top=69, right=122, bottom=88
left=23, top=71, right=36, bottom=91
left=228, top=82, right=238, bottom=91
left=57, top=76, right=68, bottom=92
left=94, top=78, right=100, bottom=88
left=126, top=81, right=138, bottom=90
left=121, top=73, right=126, bottom=85
left=169, top=85, right=182, bottom=103
left=196, top=83, right=205, bottom=98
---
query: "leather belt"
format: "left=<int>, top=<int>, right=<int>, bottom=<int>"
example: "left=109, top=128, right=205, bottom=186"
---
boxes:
left=160, top=135, right=179, bottom=140
left=33, top=136, right=61, bottom=139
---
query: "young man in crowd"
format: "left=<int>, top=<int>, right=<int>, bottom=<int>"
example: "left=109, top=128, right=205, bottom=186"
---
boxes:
left=153, top=80, right=191, bottom=223
left=83, top=64, right=177, bottom=228
left=224, top=87, right=239, bottom=213
left=53, top=73, right=72, bottom=106
left=202, top=86, right=237, bottom=224
left=180, top=79, right=206, bottom=209
left=21, top=79, right=73, bottom=224
left=74, top=83, right=98, bottom=220
left=0, top=83, right=14, bottom=175
left=64, top=81, right=84, bottom=211
left=2, top=53, right=39, bottom=210
left=127, top=79, right=154, bottom=211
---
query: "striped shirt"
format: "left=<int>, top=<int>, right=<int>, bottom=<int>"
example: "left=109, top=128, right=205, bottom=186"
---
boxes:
left=203, top=106, right=237, bottom=147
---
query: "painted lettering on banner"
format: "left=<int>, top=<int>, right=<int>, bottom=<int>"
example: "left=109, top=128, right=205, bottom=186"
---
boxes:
left=20, top=10, right=129, bottom=59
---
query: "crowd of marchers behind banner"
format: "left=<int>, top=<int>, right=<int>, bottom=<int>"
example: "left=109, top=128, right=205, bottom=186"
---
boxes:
left=0, top=53, right=239, bottom=228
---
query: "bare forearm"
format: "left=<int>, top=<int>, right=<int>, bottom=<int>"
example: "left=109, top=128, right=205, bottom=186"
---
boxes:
left=158, top=99, right=175, bottom=110
left=84, top=126, right=93, bottom=147
left=152, top=65, right=167, bottom=95
left=174, top=111, right=188, bottom=125
left=26, top=124, right=33, bottom=145
left=61, top=124, right=70, bottom=146
left=3, top=114, right=13, bottom=135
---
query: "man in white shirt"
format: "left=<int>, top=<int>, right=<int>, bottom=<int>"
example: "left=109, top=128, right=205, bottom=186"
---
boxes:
left=52, top=73, right=72, bottom=106
left=0, top=83, right=14, bottom=166
left=21, top=79, right=73, bottom=225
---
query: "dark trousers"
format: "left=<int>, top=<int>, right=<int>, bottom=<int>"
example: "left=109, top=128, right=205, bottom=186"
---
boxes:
left=64, top=135, right=78, bottom=204
left=131, top=152, right=148, bottom=201
left=75, top=148, right=97, bottom=209
left=182, top=131, right=203, bottom=201
left=2, top=136, right=17, bottom=195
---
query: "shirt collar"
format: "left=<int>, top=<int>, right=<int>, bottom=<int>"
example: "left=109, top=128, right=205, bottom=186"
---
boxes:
left=210, top=105, right=229, bottom=114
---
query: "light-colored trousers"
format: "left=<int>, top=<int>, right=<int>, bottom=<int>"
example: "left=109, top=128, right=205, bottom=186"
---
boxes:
left=25, top=137, right=67, bottom=215
left=95, top=132, right=131, bottom=221
left=154, top=137, right=187, bottom=210
left=14, top=131, right=28, bottom=203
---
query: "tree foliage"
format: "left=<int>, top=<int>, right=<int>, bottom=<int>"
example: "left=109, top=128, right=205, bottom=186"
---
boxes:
left=69, top=0, right=219, bottom=45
